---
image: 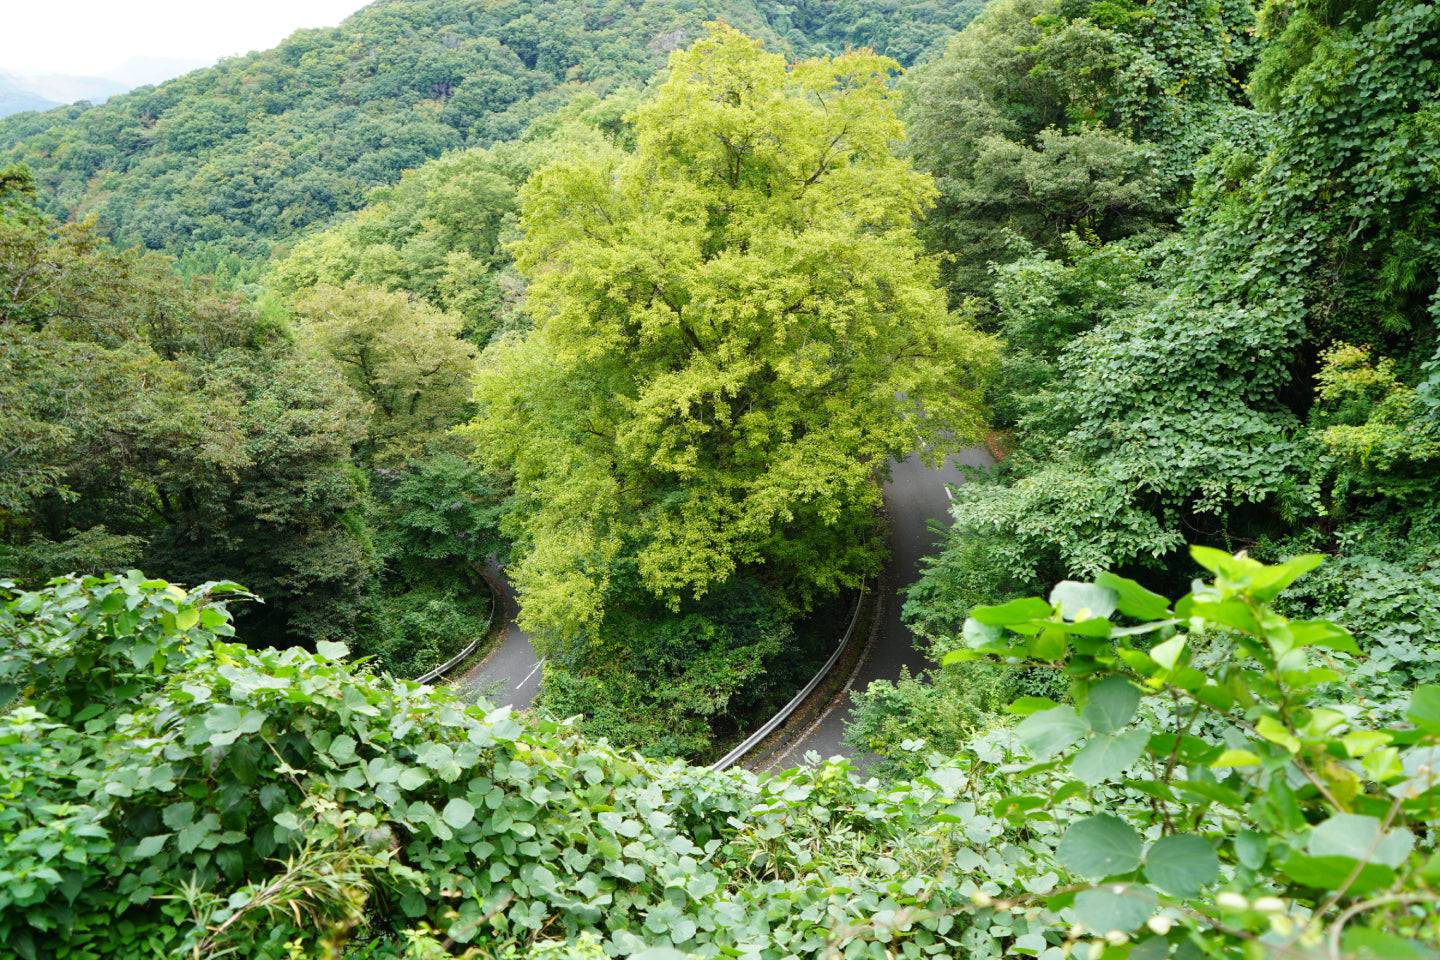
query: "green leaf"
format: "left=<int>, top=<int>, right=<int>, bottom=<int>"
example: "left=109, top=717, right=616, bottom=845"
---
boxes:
left=1069, top=728, right=1149, bottom=785
left=1128, top=937, right=1172, bottom=960
left=1071, top=886, right=1153, bottom=933
left=1288, top=619, right=1360, bottom=655
left=1405, top=686, right=1440, bottom=737
left=397, top=767, right=428, bottom=791
left=128, top=641, right=156, bottom=671
left=1056, top=814, right=1143, bottom=879
left=1340, top=928, right=1440, bottom=960
left=963, top=616, right=1004, bottom=647
left=1308, top=814, right=1414, bottom=868
left=162, top=802, right=195, bottom=831
left=174, top=607, right=200, bottom=631
left=132, top=834, right=170, bottom=859
left=1033, top=626, right=1067, bottom=661
left=327, top=735, right=358, bottom=764
left=1188, top=545, right=1238, bottom=577
left=1186, top=599, right=1261, bottom=635
left=1015, top=706, right=1090, bottom=760
left=1280, top=854, right=1395, bottom=893
left=1147, top=636, right=1186, bottom=672
left=1172, top=780, right=1246, bottom=810
left=442, top=798, right=476, bottom=830
left=1144, top=835, right=1219, bottom=898
left=1082, top=676, right=1141, bottom=734
left=1006, top=697, right=1058, bottom=716
left=1096, top=573, right=1172, bottom=621
left=315, top=640, right=350, bottom=660
left=970, top=597, right=1054, bottom=626
left=1248, top=554, right=1323, bottom=602
left=1235, top=831, right=1266, bottom=870
left=1049, top=581, right=1119, bottom=621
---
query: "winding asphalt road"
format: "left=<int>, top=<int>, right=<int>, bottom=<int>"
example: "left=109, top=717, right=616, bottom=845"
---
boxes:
left=756, top=446, right=993, bottom=771
left=458, top=563, right=542, bottom=708
left=457, top=445, right=995, bottom=766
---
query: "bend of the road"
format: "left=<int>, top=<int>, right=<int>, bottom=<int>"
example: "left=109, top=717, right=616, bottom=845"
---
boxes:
left=457, top=446, right=996, bottom=766
left=458, top=562, right=543, bottom=709
left=755, top=447, right=993, bottom=773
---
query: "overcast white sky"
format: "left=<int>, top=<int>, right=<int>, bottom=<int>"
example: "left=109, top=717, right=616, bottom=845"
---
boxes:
left=2, top=0, right=372, bottom=76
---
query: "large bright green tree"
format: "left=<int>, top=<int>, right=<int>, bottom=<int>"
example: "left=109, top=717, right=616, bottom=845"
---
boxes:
left=465, top=24, right=997, bottom=639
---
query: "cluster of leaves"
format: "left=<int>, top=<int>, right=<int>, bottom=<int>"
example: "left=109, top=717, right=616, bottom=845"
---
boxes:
left=0, top=163, right=374, bottom=647
left=902, top=0, right=1259, bottom=302
left=0, top=0, right=984, bottom=276
left=0, top=571, right=1011, bottom=960
left=9, top=551, right=1440, bottom=959
left=538, top=577, right=818, bottom=761
left=907, top=0, right=1439, bottom=612
left=938, top=546, right=1440, bottom=958
left=2, top=159, right=500, bottom=671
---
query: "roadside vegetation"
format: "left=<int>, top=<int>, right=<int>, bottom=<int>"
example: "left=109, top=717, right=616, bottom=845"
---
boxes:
left=1, top=0, right=1438, bottom=955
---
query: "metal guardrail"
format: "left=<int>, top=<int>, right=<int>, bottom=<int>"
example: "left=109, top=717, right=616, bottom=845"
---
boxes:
left=412, top=574, right=498, bottom=684
left=709, top=584, right=868, bottom=771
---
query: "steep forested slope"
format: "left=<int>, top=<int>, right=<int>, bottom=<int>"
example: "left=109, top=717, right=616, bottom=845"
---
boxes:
left=0, top=0, right=983, bottom=281
left=848, top=0, right=1440, bottom=778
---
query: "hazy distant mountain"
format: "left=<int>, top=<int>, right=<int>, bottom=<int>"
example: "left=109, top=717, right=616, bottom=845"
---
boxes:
left=0, top=71, right=125, bottom=114
left=0, top=59, right=208, bottom=117
left=99, top=56, right=214, bottom=89
left=0, top=75, right=58, bottom=116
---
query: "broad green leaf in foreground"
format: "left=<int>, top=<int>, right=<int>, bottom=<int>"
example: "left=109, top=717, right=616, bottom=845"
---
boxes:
left=1057, top=814, right=1143, bottom=879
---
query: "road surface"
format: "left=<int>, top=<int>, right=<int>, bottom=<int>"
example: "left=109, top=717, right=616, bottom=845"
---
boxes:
left=457, top=562, right=543, bottom=708
left=756, top=446, right=993, bottom=772
left=457, top=447, right=995, bottom=762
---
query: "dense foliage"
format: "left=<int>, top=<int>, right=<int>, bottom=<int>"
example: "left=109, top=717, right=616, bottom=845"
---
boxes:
left=0, top=160, right=497, bottom=667
left=5, top=551, right=1439, bottom=959
left=465, top=25, right=997, bottom=642
left=0, top=163, right=374, bottom=645
left=843, top=0, right=1440, bottom=793
left=4, top=0, right=1440, bottom=954
left=0, top=0, right=984, bottom=280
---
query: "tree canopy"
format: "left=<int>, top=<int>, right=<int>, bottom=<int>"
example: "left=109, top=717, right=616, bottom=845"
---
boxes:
left=464, top=24, right=996, bottom=639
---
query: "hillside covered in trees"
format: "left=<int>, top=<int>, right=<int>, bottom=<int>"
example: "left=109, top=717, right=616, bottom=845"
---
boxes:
left=850, top=0, right=1440, bottom=781
left=0, top=0, right=983, bottom=284
left=3, top=0, right=1440, bottom=957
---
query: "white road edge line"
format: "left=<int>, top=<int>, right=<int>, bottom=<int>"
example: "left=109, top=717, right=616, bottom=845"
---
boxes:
left=516, top=656, right=546, bottom=690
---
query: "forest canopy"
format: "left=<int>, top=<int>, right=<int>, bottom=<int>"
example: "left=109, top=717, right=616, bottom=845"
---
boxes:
left=0, top=0, right=985, bottom=283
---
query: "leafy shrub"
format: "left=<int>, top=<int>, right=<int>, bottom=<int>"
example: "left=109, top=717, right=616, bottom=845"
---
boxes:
left=943, top=546, right=1440, bottom=957
left=0, top=572, right=986, bottom=959
left=9, top=549, right=1440, bottom=960
left=538, top=578, right=803, bottom=760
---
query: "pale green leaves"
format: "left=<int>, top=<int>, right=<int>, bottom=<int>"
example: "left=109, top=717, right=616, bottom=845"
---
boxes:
left=1082, top=676, right=1140, bottom=734
left=1144, top=836, right=1219, bottom=898
left=1016, top=707, right=1090, bottom=760
left=1058, top=817, right=1218, bottom=932
left=476, top=24, right=997, bottom=635
left=1057, top=815, right=1143, bottom=879
left=441, top=798, right=476, bottom=830
left=1013, top=676, right=1146, bottom=783
left=1070, top=729, right=1149, bottom=785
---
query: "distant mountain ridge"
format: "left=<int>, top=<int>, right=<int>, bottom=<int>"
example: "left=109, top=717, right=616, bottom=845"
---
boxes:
left=0, top=58, right=213, bottom=118
left=0, top=77, right=58, bottom=116
left=0, top=0, right=985, bottom=273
